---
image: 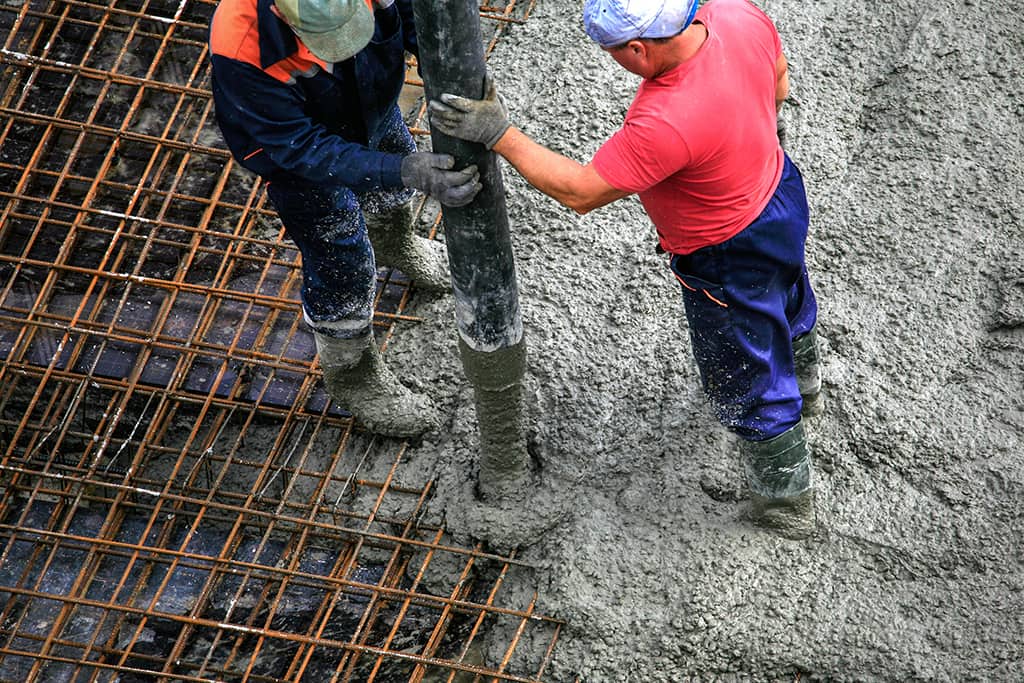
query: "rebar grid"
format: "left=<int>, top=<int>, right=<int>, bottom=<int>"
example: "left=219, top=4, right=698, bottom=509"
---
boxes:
left=0, top=0, right=560, bottom=681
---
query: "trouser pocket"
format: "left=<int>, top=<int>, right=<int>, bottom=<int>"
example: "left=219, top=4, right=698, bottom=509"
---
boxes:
left=669, top=254, right=731, bottom=322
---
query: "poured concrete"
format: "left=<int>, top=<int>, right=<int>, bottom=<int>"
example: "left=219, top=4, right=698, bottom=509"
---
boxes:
left=384, top=0, right=1024, bottom=678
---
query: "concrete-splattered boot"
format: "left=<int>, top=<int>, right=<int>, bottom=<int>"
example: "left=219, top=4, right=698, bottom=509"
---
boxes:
left=793, top=328, right=823, bottom=417
left=364, top=202, right=450, bottom=293
left=742, top=421, right=816, bottom=540
left=315, top=331, right=440, bottom=438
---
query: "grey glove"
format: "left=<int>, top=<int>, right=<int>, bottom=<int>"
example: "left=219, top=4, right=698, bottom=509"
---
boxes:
left=427, top=74, right=510, bottom=149
left=400, top=152, right=481, bottom=207
left=776, top=113, right=787, bottom=148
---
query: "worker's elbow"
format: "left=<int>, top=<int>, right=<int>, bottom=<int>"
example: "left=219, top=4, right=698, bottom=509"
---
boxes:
left=567, top=200, right=593, bottom=216
left=550, top=173, right=616, bottom=214
left=561, top=188, right=605, bottom=215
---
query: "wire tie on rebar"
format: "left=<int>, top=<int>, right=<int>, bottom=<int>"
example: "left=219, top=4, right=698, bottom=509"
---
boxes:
left=334, top=434, right=378, bottom=507
left=256, top=419, right=308, bottom=500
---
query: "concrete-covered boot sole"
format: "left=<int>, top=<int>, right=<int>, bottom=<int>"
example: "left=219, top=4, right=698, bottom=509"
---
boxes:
left=366, top=204, right=451, bottom=294
left=384, top=235, right=450, bottom=293
left=324, top=357, right=440, bottom=438
left=749, top=489, right=816, bottom=540
left=317, top=332, right=440, bottom=438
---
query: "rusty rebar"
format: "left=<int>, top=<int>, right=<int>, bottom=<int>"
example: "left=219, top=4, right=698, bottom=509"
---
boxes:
left=0, top=0, right=561, bottom=680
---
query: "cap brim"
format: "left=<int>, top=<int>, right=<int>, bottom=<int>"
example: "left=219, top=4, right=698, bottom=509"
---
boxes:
left=295, top=4, right=375, bottom=63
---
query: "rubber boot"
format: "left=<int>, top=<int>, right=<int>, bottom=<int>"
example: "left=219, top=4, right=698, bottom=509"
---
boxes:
left=742, top=421, right=816, bottom=540
left=793, top=328, right=823, bottom=417
left=315, top=331, right=440, bottom=438
left=364, top=202, right=450, bottom=293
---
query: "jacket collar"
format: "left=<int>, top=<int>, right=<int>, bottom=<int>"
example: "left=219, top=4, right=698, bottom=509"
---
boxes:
left=257, top=0, right=300, bottom=69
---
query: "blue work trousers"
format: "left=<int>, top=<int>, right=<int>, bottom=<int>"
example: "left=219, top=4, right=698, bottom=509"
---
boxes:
left=670, top=154, right=817, bottom=441
left=265, top=106, right=415, bottom=339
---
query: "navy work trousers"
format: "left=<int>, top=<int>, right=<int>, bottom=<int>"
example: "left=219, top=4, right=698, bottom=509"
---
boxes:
left=265, top=106, right=416, bottom=339
left=670, top=154, right=817, bottom=441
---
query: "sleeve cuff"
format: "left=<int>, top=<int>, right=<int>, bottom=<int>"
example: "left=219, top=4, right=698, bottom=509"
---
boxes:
left=380, top=152, right=405, bottom=189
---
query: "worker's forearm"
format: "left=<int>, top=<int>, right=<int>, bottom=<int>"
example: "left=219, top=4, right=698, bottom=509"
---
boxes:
left=492, top=128, right=599, bottom=214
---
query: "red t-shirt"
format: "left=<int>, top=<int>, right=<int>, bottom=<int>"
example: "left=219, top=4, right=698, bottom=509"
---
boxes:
left=591, top=0, right=785, bottom=255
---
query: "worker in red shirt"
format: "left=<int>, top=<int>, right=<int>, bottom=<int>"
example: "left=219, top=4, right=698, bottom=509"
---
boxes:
left=209, top=0, right=482, bottom=437
left=429, top=0, right=823, bottom=538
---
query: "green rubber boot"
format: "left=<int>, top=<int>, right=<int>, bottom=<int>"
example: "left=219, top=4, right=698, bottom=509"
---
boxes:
left=742, top=421, right=816, bottom=540
left=364, top=202, right=450, bottom=293
left=315, top=331, right=440, bottom=438
left=793, top=328, right=823, bottom=417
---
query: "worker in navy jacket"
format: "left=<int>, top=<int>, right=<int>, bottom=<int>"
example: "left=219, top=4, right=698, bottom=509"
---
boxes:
left=210, top=0, right=481, bottom=437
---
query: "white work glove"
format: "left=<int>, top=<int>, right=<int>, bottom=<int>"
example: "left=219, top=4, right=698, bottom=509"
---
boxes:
left=400, top=152, right=481, bottom=207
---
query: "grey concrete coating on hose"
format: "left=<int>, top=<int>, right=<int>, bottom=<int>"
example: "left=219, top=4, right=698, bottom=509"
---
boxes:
left=459, top=338, right=532, bottom=498
left=411, top=0, right=534, bottom=499
left=382, top=0, right=1024, bottom=678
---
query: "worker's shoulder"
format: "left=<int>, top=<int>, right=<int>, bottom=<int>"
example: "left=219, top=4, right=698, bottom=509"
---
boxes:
left=210, top=0, right=260, bottom=62
left=702, top=0, right=775, bottom=24
left=700, top=0, right=779, bottom=47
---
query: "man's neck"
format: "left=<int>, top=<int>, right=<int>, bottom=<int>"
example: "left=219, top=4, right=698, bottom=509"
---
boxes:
left=653, top=22, right=708, bottom=77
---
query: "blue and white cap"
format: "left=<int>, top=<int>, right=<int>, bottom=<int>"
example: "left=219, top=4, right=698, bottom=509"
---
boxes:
left=583, top=0, right=699, bottom=48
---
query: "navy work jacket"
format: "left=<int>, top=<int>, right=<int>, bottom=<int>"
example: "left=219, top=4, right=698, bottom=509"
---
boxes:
left=209, top=0, right=417, bottom=192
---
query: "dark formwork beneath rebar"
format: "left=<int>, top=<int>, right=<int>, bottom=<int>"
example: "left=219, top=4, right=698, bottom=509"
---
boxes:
left=0, top=1, right=561, bottom=681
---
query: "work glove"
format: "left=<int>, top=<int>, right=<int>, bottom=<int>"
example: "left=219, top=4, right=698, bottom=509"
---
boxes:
left=400, top=152, right=481, bottom=207
left=776, top=112, right=788, bottom=148
left=427, top=74, right=511, bottom=149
